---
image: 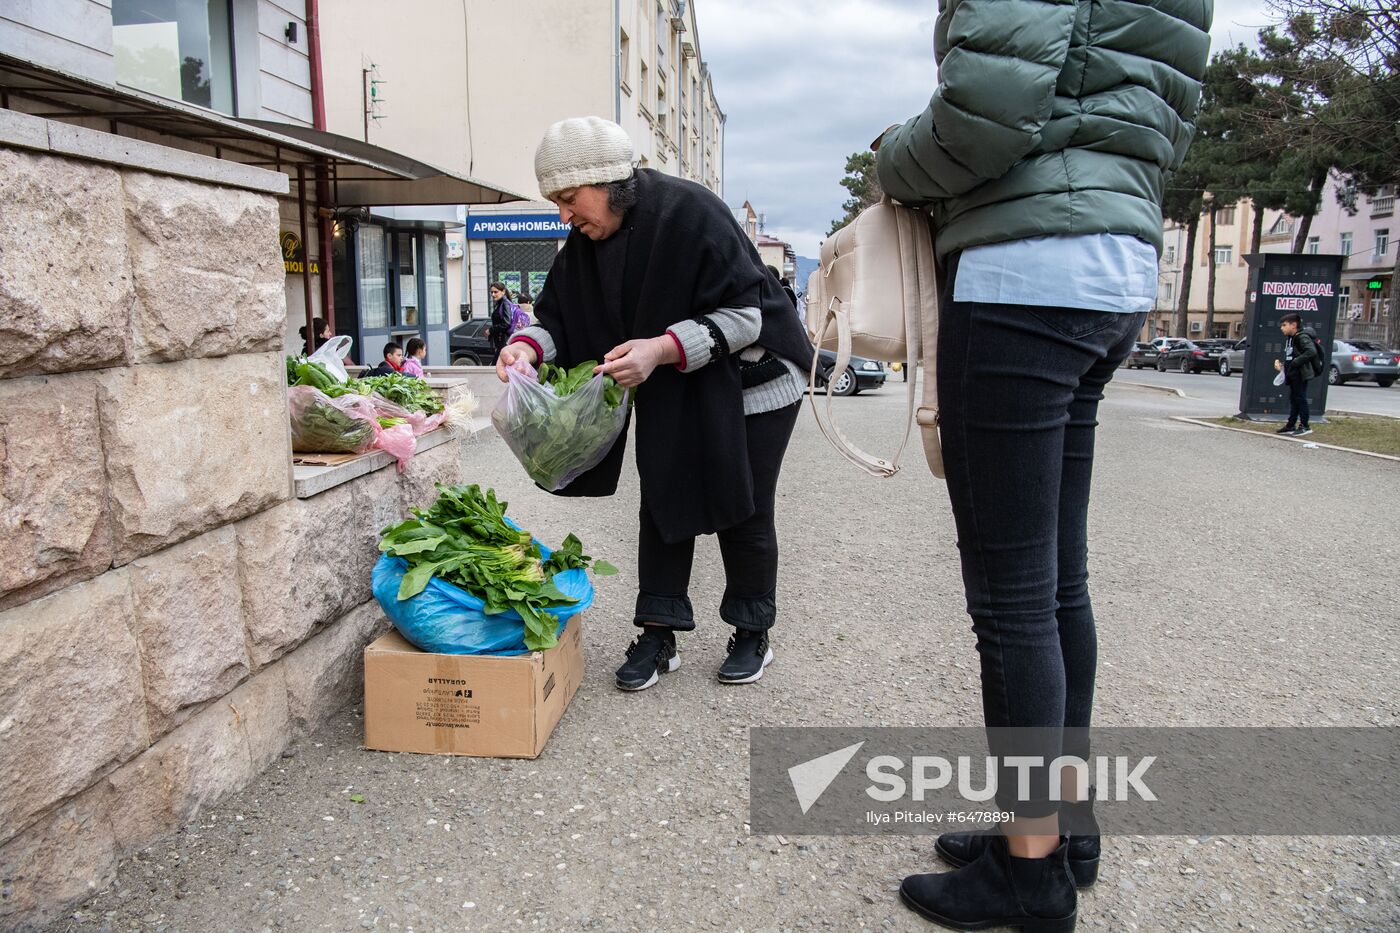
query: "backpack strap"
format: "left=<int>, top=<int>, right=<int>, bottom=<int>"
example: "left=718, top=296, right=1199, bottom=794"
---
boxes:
left=913, top=211, right=944, bottom=479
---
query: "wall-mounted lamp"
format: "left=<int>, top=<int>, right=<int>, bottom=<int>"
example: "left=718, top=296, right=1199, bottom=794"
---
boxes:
left=285, top=21, right=299, bottom=44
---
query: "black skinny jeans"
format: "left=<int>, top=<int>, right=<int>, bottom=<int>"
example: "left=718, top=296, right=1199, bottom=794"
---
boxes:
left=939, top=256, right=1144, bottom=817
left=635, top=401, right=800, bottom=633
left=1287, top=373, right=1311, bottom=428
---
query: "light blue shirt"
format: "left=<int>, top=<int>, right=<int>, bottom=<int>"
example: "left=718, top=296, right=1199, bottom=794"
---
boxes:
left=954, top=234, right=1158, bottom=313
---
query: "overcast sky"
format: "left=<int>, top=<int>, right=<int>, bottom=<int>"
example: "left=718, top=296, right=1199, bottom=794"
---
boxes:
left=694, top=0, right=1280, bottom=258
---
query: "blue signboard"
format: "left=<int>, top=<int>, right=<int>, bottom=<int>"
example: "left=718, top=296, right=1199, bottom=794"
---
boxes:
left=466, top=214, right=572, bottom=239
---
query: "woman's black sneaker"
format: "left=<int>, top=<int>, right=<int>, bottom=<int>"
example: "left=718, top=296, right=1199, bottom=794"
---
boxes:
left=717, top=630, right=773, bottom=684
left=615, top=628, right=679, bottom=691
left=901, top=834, right=1077, bottom=932
left=936, top=831, right=1100, bottom=888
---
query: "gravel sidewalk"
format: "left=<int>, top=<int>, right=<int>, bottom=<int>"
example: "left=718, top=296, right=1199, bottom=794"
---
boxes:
left=47, top=381, right=1400, bottom=932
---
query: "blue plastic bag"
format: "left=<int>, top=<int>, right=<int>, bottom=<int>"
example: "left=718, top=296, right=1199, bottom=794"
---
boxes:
left=371, top=538, right=594, bottom=655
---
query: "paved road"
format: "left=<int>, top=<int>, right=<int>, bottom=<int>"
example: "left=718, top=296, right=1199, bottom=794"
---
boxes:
left=1116, top=367, right=1400, bottom=418
left=53, top=377, right=1400, bottom=932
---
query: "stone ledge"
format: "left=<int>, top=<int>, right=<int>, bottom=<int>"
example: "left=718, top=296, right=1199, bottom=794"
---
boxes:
left=0, top=109, right=288, bottom=195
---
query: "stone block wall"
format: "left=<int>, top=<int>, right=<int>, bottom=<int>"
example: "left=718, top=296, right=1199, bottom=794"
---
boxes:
left=0, top=133, right=465, bottom=929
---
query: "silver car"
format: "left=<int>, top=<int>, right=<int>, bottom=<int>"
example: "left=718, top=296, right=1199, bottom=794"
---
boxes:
left=1218, top=338, right=1248, bottom=376
left=1329, top=340, right=1398, bottom=387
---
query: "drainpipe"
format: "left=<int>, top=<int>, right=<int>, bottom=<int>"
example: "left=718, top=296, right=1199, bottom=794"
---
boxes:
left=613, top=0, right=622, bottom=124
left=307, top=0, right=335, bottom=338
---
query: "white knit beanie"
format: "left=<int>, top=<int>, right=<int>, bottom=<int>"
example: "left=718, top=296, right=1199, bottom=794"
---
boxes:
left=534, top=117, right=635, bottom=199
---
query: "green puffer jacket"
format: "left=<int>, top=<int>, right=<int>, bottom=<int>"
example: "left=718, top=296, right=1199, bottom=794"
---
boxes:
left=876, top=0, right=1213, bottom=262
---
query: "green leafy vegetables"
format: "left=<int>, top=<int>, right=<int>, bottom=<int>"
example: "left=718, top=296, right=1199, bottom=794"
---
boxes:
left=378, top=484, right=616, bottom=651
left=491, top=360, right=629, bottom=491
left=536, top=360, right=627, bottom=410
left=285, top=357, right=444, bottom=414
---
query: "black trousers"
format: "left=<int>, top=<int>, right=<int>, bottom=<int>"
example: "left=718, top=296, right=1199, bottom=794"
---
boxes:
left=1287, top=374, right=1311, bottom=428
left=634, top=401, right=800, bottom=632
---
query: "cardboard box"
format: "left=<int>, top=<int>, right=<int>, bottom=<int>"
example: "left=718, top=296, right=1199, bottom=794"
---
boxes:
left=363, top=620, right=584, bottom=758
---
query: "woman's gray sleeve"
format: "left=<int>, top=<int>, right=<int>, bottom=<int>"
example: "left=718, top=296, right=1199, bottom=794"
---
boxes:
left=667, top=306, right=762, bottom=373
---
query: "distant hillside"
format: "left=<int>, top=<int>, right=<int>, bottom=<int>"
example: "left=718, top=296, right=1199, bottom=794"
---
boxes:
left=794, top=256, right=820, bottom=292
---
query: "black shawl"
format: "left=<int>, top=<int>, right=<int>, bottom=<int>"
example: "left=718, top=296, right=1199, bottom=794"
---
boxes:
left=530, top=169, right=813, bottom=543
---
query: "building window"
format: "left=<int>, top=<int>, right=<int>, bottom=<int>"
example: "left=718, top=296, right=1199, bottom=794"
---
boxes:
left=639, top=61, right=649, bottom=112
left=1163, top=245, right=1176, bottom=265
left=657, top=71, right=668, bottom=132
left=1340, top=232, right=1352, bottom=257
left=1214, top=246, right=1233, bottom=265
left=1306, top=236, right=1320, bottom=255
left=358, top=226, right=389, bottom=330
left=423, top=233, right=446, bottom=326
left=113, top=0, right=235, bottom=113
left=1163, top=281, right=1174, bottom=303
left=1217, top=205, right=1236, bottom=226
left=1268, top=215, right=1293, bottom=237
left=1376, top=228, right=1390, bottom=258
left=620, top=30, right=630, bottom=88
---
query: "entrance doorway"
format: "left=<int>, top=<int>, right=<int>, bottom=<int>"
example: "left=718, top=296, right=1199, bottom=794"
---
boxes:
left=486, top=240, right=559, bottom=306
left=352, top=224, right=451, bottom=366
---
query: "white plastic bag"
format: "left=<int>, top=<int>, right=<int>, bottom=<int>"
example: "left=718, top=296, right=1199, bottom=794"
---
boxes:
left=1273, top=368, right=1286, bottom=387
left=309, top=335, right=353, bottom=384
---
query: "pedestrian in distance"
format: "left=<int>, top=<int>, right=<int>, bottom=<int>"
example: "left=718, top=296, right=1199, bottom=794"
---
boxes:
left=365, top=341, right=404, bottom=377
left=401, top=337, right=428, bottom=378
left=302, top=316, right=332, bottom=352
left=873, top=0, right=1211, bottom=929
left=496, top=116, right=813, bottom=691
left=485, top=282, right=520, bottom=361
left=1274, top=313, right=1321, bottom=436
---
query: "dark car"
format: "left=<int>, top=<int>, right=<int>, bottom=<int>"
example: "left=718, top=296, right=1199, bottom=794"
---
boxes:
left=1123, top=342, right=1159, bottom=369
left=815, top=348, right=885, bottom=396
left=1157, top=338, right=1231, bottom=374
left=448, top=319, right=496, bottom=365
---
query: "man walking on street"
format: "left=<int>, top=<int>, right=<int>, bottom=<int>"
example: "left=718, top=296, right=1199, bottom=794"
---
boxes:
left=1275, top=313, right=1321, bottom=437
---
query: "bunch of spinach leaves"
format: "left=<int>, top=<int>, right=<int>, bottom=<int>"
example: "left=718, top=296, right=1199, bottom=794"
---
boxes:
left=379, top=484, right=616, bottom=651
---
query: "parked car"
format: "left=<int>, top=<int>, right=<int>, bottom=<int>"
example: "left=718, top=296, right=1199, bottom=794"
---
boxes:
left=1218, top=337, right=1248, bottom=376
left=1157, top=339, right=1231, bottom=373
left=816, top=348, right=885, bottom=396
left=1123, top=342, right=1160, bottom=369
left=448, top=319, right=496, bottom=365
left=1329, top=340, right=1398, bottom=387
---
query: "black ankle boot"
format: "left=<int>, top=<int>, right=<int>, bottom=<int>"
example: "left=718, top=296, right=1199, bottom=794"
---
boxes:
left=902, top=834, right=1077, bottom=931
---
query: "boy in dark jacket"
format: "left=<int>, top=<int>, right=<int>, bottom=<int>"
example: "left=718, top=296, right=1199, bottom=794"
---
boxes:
left=1275, top=313, right=1321, bottom=436
left=365, top=342, right=403, bottom=378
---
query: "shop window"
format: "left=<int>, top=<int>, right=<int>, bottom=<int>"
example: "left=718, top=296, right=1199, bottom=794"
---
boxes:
left=423, top=233, right=447, bottom=326
left=397, top=233, right=419, bottom=327
left=358, top=225, right=388, bottom=330
left=113, top=0, right=235, bottom=113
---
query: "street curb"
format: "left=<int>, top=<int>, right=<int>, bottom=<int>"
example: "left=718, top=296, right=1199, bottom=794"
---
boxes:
left=1327, top=407, right=1400, bottom=421
left=1171, top=416, right=1400, bottom=463
left=1115, top=380, right=1187, bottom=398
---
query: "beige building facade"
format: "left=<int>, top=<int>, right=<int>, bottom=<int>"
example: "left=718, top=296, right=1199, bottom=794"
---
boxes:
left=1152, top=198, right=1289, bottom=340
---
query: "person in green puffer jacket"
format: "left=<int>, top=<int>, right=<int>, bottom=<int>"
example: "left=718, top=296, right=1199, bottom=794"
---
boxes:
left=879, top=3, right=1212, bottom=931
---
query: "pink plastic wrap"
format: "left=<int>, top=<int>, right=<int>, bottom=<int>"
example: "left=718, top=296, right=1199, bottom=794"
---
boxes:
left=288, top=386, right=442, bottom=469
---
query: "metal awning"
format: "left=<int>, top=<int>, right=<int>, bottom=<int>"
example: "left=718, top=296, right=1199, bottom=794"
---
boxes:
left=0, top=54, right=528, bottom=206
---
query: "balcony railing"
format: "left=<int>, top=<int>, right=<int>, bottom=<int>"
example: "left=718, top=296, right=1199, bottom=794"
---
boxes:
left=1371, top=195, right=1394, bottom=216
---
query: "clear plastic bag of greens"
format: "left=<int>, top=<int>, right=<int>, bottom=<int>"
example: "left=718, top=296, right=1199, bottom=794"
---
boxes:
left=490, top=361, right=629, bottom=492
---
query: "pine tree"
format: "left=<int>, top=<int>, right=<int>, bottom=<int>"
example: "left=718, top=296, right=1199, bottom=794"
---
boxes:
left=828, top=151, right=883, bottom=236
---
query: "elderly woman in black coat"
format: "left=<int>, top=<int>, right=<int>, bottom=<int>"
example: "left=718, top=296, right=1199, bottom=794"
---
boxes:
left=497, top=117, right=813, bottom=691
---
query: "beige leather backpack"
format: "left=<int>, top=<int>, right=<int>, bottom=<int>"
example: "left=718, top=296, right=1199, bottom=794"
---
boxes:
left=806, top=197, right=943, bottom=479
